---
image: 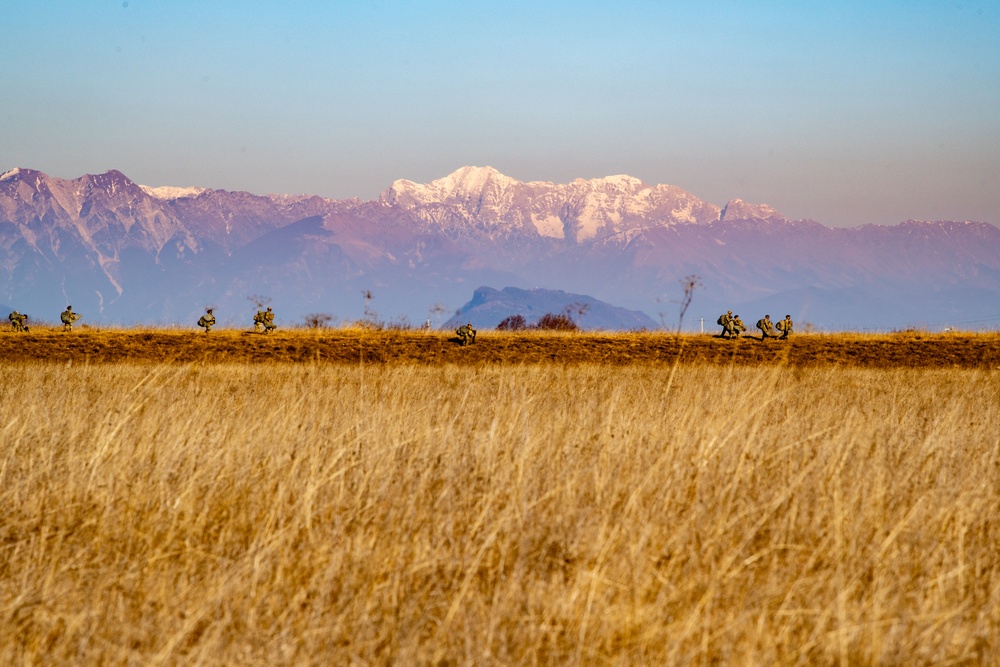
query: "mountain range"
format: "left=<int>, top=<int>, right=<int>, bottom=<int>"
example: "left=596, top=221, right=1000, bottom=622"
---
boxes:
left=2, top=165, right=998, bottom=330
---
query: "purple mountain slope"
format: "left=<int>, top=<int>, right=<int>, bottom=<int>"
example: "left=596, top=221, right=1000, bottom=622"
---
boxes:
left=2, top=166, right=998, bottom=330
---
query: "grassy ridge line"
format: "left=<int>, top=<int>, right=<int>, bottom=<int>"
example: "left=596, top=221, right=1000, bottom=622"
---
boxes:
left=2, top=329, right=999, bottom=366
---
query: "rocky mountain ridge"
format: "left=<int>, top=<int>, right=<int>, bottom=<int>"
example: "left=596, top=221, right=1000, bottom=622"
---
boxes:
left=2, top=166, right=998, bottom=330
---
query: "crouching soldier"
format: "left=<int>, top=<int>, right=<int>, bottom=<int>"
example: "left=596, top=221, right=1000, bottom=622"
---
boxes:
left=756, top=314, right=777, bottom=341
left=252, top=309, right=265, bottom=332
left=456, top=322, right=476, bottom=345
left=197, top=308, right=216, bottom=333
left=776, top=315, right=794, bottom=339
left=61, top=305, right=81, bottom=331
left=262, top=306, right=277, bottom=333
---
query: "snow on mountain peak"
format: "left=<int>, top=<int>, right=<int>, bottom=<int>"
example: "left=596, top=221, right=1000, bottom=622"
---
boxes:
left=378, top=166, right=723, bottom=240
left=381, top=165, right=516, bottom=207
left=720, top=198, right=783, bottom=221
left=592, top=174, right=645, bottom=190
left=140, top=184, right=207, bottom=200
left=1, top=167, right=24, bottom=182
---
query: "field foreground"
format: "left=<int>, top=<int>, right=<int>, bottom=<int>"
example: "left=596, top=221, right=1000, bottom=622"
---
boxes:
left=2, top=328, right=1000, bottom=366
left=1, top=360, right=998, bottom=665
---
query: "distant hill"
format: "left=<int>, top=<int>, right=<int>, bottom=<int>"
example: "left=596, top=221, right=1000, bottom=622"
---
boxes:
left=443, top=287, right=659, bottom=331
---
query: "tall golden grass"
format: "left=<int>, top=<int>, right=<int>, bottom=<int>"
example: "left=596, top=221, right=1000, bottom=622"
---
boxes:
left=1, top=361, right=998, bottom=664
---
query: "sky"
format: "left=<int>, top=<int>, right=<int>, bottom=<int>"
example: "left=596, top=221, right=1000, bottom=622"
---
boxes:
left=3, top=1, right=999, bottom=227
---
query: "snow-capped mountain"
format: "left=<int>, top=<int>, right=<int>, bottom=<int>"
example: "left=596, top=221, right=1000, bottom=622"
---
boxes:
left=379, top=165, right=721, bottom=241
left=2, top=165, right=998, bottom=330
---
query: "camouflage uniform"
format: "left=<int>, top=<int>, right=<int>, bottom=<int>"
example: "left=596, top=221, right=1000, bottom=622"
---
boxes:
left=262, top=307, right=277, bottom=333
left=776, top=315, right=793, bottom=339
left=9, top=310, right=25, bottom=332
left=61, top=306, right=81, bottom=332
left=756, top=315, right=777, bottom=341
left=717, top=310, right=734, bottom=338
left=197, top=308, right=216, bottom=333
left=253, top=310, right=265, bottom=332
left=456, top=322, right=476, bottom=345
left=731, top=316, right=747, bottom=338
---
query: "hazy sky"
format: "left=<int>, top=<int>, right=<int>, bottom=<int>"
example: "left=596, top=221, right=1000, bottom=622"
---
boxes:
left=4, top=1, right=998, bottom=227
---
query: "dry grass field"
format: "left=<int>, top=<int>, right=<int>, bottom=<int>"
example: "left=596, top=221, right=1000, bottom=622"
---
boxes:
left=1, top=329, right=998, bottom=664
left=2, top=327, right=1000, bottom=366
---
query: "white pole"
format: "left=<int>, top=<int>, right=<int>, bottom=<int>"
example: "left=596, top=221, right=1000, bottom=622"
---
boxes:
left=700, top=317, right=704, bottom=334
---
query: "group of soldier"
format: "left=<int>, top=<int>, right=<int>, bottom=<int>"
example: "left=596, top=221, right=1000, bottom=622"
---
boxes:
left=6, top=306, right=82, bottom=332
left=717, top=311, right=793, bottom=340
left=9, top=305, right=794, bottom=341
left=195, top=306, right=277, bottom=333
left=5, top=304, right=278, bottom=334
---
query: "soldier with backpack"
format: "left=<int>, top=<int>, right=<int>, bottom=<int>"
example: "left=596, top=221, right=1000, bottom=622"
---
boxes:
left=198, top=308, right=216, bottom=333
left=756, top=314, right=777, bottom=341
left=717, top=310, right=734, bottom=338
left=61, top=305, right=81, bottom=331
left=262, top=306, right=277, bottom=333
left=8, top=310, right=29, bottom=332
left=731, top=315, right=747, bottom=338
left=776, top=315, right=794, bottom=339
left=456, top=322, right=476, bottom=345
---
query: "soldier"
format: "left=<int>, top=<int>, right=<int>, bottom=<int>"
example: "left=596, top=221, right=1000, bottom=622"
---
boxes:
left=731, top=315, right=747, bottom=338
left=252, top=309, right=265, bottom=332
left=262, top=306, right=277, bottom=334
left=61, top=305, right=81, bottom=332
left=8, top=310, right=22, bottom=332
left=197, top=308, right=216, bottom=333
left=776, top=315, right=794, bottom=339
left=756, top=314, right=777, bottom=341
left=717, top=310, right=734, bottom=338
left=456, top=322, right=476, bottom=346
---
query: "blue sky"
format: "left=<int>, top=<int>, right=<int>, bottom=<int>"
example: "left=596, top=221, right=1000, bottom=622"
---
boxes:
left=3, top=1, right=998, bottom=227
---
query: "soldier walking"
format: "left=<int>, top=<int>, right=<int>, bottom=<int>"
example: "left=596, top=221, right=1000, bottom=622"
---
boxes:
left=197, top=308, right=216, bottom=333
left=61, top=305, right=81, bottom=331
left=717, top=310, right=734, bottom=338
left=776, top=315, right=794, bottom=339
left=731, top=315, right=747, bottom=338
left=456, top=322, right=476, bottom=345
left=756, top=314, right=777, bottom=341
